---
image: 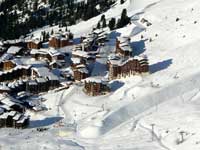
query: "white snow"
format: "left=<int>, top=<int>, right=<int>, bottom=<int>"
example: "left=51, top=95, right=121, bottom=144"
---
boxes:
left=2, top=0, right=200, bottom=149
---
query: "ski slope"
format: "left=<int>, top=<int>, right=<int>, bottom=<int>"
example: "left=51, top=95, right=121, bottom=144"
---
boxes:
left=2, top=0, right=200, bottom=149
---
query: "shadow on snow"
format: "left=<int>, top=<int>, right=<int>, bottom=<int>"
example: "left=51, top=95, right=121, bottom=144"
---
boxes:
left=110, top=81, right=125, bottom=92
left=150, top=59, right=173, bottom=73
left=130, top=39, right=147, bottom=56
left=29, top=117, right=63, bottom=128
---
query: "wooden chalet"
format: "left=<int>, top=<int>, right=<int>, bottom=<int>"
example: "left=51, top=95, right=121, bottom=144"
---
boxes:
left=3, top=39, right=27, bottom=49
left=49, top=32, right=73, bottom=48
left=116, top=37, right=132, bottom=57
left=7, top=46, right=25, bottom=56
left=72, top=50, right=96, bottom=65
left=7, top=80, right=27, bottom=94
left=107, top=55, right=149, bottom=80
left=0, top=60, right=16, bottom=71
left=15, top=115, right=29, bottom=129
left=31, top=67, right=60, bottom=91
left=83, top=77, right=110, bottom=96
left=0, top=111, right=29, bottom=129
left=0, top=94, right=25, bottom=113
left=27, top=80, right=38, bottom=94
left=30, top=48, right=65, bottom=66
left=27, top=39, right=42, bottom=49
left=71, top=57, right=86, bottom=68
left=73, top=65, right=89, bottom=81
left=27, top=76, right=56, bottom=94
left=0, top=65, right=31, bottom=82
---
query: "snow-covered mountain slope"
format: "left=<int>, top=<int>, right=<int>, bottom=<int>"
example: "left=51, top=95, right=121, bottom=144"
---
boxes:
left=76, top=0, right=200, bottom=149
left=2, top=0, right=200, bottom=150
left=30, top=0, right=159, bottom=37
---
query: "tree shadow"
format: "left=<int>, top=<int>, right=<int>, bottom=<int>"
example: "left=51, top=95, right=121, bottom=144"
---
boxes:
left=29, top=117, right=63, bottom=128
left=150, top=59, right=173, bottom=73
left=110, top=81, right=125, bottom=92
left=130, top=39, right=147, bottom=56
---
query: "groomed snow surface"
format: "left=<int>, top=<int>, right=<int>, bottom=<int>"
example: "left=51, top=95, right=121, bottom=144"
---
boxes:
left=2, top=0, right=200, bottom=149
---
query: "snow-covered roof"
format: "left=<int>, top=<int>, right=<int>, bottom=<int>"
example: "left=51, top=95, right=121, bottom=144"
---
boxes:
left=0, top=105, right=11, bottom=111
left=72, top=50, right=95, bottom=59
left=17, top=115, right=29, bottom=123
left=117, top=36, right=132, bottom=52
left=26, top=37, right=41, bottom=44
left=7, top=46, right=23, bottom=55
left=72, top=50, right=89, bottom=58
left=0, top=65, right=32, bottom=76
left=8, top=80, right=25, bottom=89
left=0, top=96, right=16, bottom=107
left=108, top=55, right=148, bottom=66
left=0, top=53, right=13, bottom=62
left=31, top=48, right=63, bottom=57
left=3, top=38, right=25, bottom=44
left=76, top=64, right=86, bottom=69
left=84, top=76, right=109, bottom=84
left=8, top=111, right=17, bottom=117
left=49, top=31, right=71, bottom=41
left=32, top=67, right=59, bottom=80
left=117, top=36, right=130, bottom=43
left=75, top=66, right=89, bottom=74
left=13, top=113, right=22, bottom=121
left=0, top=84, right=10, bottom=91
left=0, top=112, right=9, bottom=119
left=120, top=44, right=132, bottom=52
left=71, top=57, right=81, bottom=64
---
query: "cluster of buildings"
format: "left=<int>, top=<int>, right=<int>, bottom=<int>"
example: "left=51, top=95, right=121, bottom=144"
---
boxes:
left=0, top=111, right=29, bottom=129
left=74, top=34, right=149, bottom=96
left=0, top=94, right=29, bottom=129
left=1, top=30, right=73, bottom=50
left=107, top=37, right=149, bottom=80
left=83, top=77, right=110, bottom=96
left=70, top=29, right=108, bottom=82
left=0, top=31, right=72, bottom=97
left=0, top=26, right=150, bottom=130
left=30, top=48, right=65, bottom=69
left=0, top=31, right=74, bottom=129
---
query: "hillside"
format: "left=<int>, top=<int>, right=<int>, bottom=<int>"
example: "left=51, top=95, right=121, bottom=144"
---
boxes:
left=0, top=0, right=116, bottom=39
left=1, top=0, right=200, bottom=150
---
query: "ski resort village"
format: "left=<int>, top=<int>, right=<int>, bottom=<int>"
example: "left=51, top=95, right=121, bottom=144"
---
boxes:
left=1, top=0, right=200, bottom=149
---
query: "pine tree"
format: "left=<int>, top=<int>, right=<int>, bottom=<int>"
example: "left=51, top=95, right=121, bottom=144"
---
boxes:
left=117, top=9, right=130, bottom=28
left=101, top=15, right=105, bottom=22
left=97, top=21, right=101, bottom=29
left=102, top=18, right=107, bottom=28
left=51, top=29, right=54, bottom=35
left=120, top=0, right=125, bottom=4
left=108, top=18, right=116, bottom=30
